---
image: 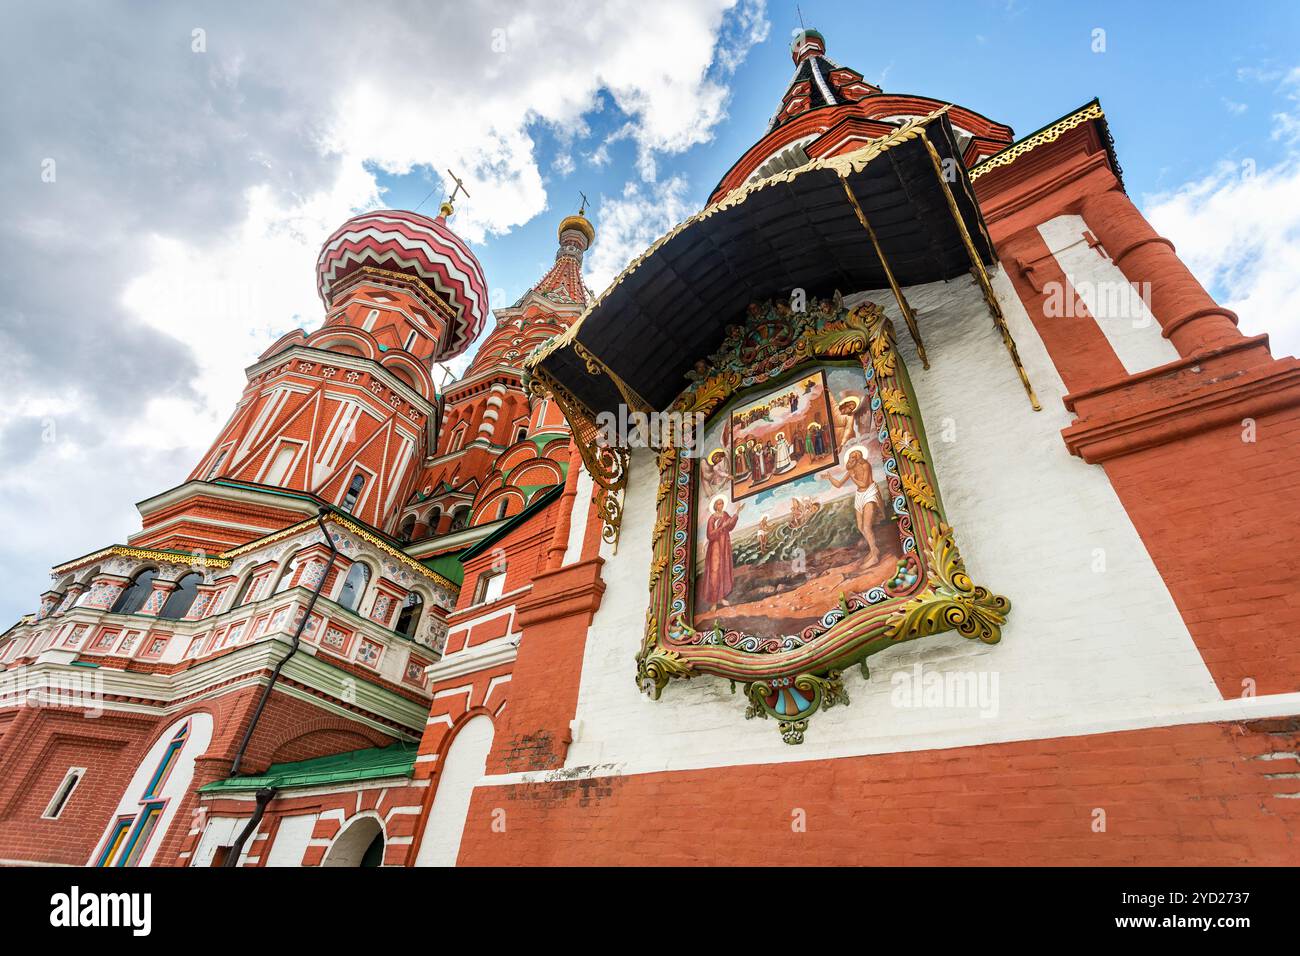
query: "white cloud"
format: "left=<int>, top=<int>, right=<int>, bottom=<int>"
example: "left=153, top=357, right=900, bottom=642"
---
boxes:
left=585, top=176, right=697, bottom=293
left=0, top=0, right=770, bottom=621
left=1144, top=145, right=1300, bottom=360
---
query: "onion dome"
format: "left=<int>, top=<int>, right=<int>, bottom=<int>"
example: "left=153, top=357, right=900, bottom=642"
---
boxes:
left=316, top=206, right=489, bottom=359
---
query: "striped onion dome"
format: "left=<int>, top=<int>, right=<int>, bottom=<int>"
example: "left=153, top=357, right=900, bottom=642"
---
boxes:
left=316, top=207, right=489, bottom=359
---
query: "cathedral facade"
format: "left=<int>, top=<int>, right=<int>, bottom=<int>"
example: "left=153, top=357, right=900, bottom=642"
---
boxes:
left=2, top=29, right=1298, bottom=867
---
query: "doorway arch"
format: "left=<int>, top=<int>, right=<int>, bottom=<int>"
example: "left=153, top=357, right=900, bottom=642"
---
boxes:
left=322, top=814, right=385, bottom=867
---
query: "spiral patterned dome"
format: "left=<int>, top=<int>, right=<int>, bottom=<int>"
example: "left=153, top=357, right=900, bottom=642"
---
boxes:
left=316, top=208, right=489, bottom=359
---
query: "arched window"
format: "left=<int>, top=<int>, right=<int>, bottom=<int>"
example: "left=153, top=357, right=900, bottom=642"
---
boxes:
left=396, top=592, right=423, bottom=638
left=495, top=498, right=510, bottom=521
left=111, top=569, right=157, bottom=615
left=337, top=562, right=370, bottom=612
left=341, top=472, right=366, bottom=513
left=397, top=515, right=416, bottom=543
left=428, top=507, right=442, bottom=533
left=449, top=506, right=470, bottom=532
left=271, top=554, right=301, bottom=594
left=229, top=572, right=255, bottom=609
left=158, top=572, right=202, bottom=620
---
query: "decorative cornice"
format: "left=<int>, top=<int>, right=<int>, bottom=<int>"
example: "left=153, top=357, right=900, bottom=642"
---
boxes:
left=220, top=512, right=457, bottom=592
left=969, top=102, right=1104, bottom=182
left=51, top=545, right=231, bottom=577
left=423, top=635, right=517, bottom=684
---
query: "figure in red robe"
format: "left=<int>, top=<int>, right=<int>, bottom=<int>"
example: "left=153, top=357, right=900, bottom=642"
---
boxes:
left=703, top=498, right=744, bottom=608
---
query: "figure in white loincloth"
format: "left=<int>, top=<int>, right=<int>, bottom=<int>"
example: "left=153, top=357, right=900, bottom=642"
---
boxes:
left=819, top=448, right=882, bottom=565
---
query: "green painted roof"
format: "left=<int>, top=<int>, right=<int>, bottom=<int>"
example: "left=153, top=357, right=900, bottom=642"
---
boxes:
left=200, top=743, right=417, bottom=793
left=422, top=552, right=464, bottom=585
left=460, top=483, right=563, bottom=560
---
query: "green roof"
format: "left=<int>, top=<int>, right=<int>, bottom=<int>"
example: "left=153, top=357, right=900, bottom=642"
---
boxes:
left=460, top=484, right=564, bottom=560
left=422, top=552, right=464, bottom=586
left=200, top=743, right=417, bottom=793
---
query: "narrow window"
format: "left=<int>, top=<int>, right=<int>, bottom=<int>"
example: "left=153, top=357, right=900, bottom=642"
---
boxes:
left=341, top=472, right=366, bottom=513
left=363, top=308, right=380, bottom=331
left=495, top=499, right=510, bottom=521
left=473, top=569, right=505, bottom=605
left=43, top=768, right=85, bottom=819
left=404, top=330, right=418, bottom=352
left=230, top=573, right=255, bottom=609
left=263, top=443, right=297, bottom=486
left=396, top=592, right=423, bottom=638
left=338, top=562, right=370, bottom=611
left=273, top=554, right=300, bottom=593
left=397, top=516, right=416, bottom=543
left=205, top=447, right=229, bottom=479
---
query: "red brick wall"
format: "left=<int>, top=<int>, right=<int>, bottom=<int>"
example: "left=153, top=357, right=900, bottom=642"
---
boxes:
left=457, top=717, right=1300, bottom=866
left=0, top=707, right=160, bottom=865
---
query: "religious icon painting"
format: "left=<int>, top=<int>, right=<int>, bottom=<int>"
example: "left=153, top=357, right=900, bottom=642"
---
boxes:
left=638, top=299, right=1014, bottom=744
left=693, top=364, right=903, bottom=640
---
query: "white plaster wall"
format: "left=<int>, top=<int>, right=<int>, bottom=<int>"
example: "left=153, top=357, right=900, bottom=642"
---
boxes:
left=563, top=467, right=595, bottom=565
left=264, top=813, right=318, bottom=867
left=564, top=271, right=1226, bottom=774
left=191, top=815, right=250, bottom=868
left=1038, top=214, right=1180, bottom=375
left=413, top=714, right=494, bottom=866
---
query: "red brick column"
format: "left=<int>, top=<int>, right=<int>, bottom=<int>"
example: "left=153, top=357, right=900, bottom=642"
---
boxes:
left=1080, top=188, right=1242, bottom=356
left=484, top=558, right=604, bottom=774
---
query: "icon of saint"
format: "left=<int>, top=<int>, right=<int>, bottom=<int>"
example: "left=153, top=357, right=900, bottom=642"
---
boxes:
left=703, top=497, right=745, bottom=608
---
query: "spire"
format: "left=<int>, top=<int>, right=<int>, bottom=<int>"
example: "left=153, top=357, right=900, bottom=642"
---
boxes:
left=768, top=27, right=879, bottom=132
left=530, top=204, right=595, bottom=306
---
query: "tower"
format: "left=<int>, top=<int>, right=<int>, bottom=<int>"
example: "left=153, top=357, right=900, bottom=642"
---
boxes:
left=396, top=209, right=594, bottom=541
left=135, top=205, right=490, bottom=551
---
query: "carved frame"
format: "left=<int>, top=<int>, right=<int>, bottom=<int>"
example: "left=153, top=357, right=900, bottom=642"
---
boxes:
left=635, top=300, right=1011, bottom=743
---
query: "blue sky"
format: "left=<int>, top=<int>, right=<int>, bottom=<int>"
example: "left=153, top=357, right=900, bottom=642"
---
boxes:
left=374, top=1, right=1300, bottom=317
left=2, top=0, right=1298, bottom=624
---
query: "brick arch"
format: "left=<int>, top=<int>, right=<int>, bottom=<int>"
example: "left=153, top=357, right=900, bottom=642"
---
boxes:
left=261, top=716, right=394, bottom=767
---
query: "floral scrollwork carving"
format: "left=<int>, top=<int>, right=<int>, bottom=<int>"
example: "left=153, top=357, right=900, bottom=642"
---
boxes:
left=885, top=524, right=1011, bottom=644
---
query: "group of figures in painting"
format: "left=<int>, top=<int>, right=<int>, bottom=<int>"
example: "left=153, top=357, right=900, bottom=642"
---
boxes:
left=693, top=363, right=904, bottom=640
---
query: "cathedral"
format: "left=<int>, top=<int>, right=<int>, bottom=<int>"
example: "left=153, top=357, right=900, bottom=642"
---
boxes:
left=2, top=28, right=1298, bottom=867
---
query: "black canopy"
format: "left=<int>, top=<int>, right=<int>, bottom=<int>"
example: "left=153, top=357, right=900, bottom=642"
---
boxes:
left=529, top=110, right=995, bottom=418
